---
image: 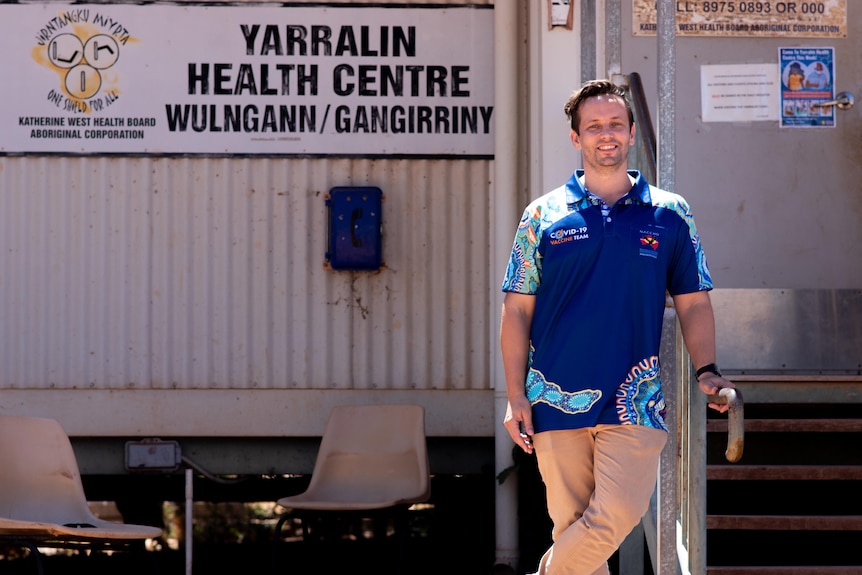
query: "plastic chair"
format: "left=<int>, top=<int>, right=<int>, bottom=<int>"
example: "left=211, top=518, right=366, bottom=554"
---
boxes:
left=0, top=415, right=163, bottom=573
left=272, top=404, right=430, bottom=574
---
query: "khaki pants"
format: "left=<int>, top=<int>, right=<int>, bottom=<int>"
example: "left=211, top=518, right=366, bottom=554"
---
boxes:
left=531, top=424, right=667, bottom=575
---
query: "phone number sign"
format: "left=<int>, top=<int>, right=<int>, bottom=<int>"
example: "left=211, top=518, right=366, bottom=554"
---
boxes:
left=634, top=0, right=846, bottom=38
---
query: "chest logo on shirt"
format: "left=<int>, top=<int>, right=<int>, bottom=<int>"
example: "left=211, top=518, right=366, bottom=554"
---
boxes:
left=549, top=226, right=589, bottom=246
left=639, top=233, right=659, bottom=258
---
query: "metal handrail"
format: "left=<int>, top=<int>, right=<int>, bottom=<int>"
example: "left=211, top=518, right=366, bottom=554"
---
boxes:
left=707, top=387, right=745, bottom=463
left=623, top=72, right=657, bottom=185
left=617, top=73, right=747, bottom=575
left=623, top=308, right=746, bottom=575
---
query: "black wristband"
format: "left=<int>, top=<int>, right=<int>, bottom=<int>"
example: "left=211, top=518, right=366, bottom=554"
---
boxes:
left=696, top=363, right=721, bottom=379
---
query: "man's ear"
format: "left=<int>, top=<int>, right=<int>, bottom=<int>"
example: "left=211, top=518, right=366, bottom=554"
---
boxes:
left=629, top=123, right=636, bottom=145
left=570, top=128, right=581, bottom=150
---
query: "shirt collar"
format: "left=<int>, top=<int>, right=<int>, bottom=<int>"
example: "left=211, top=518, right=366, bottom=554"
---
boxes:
left=564, top=169, right=652, bottom=209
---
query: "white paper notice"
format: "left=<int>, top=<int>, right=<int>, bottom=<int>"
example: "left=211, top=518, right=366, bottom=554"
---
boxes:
left=701, top=64, right=779, bottom=123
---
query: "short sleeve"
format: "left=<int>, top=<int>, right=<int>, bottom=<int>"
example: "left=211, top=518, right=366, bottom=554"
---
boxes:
left=501, top=206, right=543, bottom=294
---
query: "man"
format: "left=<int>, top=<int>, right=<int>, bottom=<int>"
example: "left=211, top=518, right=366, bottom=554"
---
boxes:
left=500, top=79, right=735, bottom=575
left=805, top=61, right=830, bottom=89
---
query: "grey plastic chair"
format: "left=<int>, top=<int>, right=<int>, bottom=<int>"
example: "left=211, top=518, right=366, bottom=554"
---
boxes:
left=0, top=415, right=163, bottom=573
left=272, top=404, right=430, bottom=574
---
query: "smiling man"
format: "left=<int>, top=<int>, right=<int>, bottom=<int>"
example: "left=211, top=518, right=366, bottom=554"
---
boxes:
left=500, top=79, right=735, bottom=575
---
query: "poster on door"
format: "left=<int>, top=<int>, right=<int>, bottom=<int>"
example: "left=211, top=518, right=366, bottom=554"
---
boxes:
left=779, top=46, right=835, bottom=127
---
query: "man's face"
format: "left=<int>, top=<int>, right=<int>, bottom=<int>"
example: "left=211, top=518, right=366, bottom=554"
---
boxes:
left=570, top=94, right=635, bottom=172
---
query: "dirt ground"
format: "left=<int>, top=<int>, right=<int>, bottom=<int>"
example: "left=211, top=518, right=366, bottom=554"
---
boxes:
left=1, top=535, right=496, bottom=575
left=0, top=474, right=502, bottom=575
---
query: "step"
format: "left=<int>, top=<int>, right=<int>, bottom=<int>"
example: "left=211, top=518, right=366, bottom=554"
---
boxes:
left=707, top=465, right=862, bottom=480
left=707, top=568, right=862, bottom=575
left=705, top=378, right=862, bottom=575
left=707, top=514, right=862, bottom=530
left=707, top=418, right=862, bottom=433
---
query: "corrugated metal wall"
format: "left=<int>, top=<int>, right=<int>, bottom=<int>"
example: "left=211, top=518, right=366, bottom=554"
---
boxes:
left=0, top=156, right=493, bottom=392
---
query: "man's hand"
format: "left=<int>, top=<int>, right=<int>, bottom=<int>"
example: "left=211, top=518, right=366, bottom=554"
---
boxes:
left=698, top=373, right=736, bottom=413
left=503, top=397, right=534, bottom=453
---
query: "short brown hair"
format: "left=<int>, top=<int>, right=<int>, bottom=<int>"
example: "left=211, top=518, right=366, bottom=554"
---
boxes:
left=564, top=80, right=634, bottom=134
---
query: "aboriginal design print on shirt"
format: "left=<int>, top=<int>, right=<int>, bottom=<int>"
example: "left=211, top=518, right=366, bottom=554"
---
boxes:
left=615, top=356, right=667, bottom=430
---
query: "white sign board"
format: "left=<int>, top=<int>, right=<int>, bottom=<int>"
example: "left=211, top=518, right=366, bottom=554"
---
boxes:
left=0, top=4, right=495, bottom=157
left=701, top=64, right=780, bottom=122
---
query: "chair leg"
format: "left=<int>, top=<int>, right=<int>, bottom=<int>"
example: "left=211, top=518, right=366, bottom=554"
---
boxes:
left=271, top=514, right=293, bottom=575
left=5, top=541, right=45, bottom=575
left=25, top=543, right=45, bottom=575
left=272, top=509, right=415, bottom=575
left=394, top=506, right=410, bottom=575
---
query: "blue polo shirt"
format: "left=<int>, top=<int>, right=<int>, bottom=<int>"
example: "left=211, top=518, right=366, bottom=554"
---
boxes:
left=501, top=170, right=713, bottom=432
